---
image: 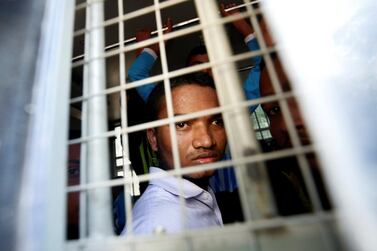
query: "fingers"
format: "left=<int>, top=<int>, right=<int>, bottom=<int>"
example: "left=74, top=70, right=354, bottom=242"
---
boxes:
left=220, top=3, right=226, bottom=16
left=135, top=17, right=173, bottom=43
left=164, top=17, right=173, bottom=33
left=135, top=28, right=152, bottom=42
left=220, top=3, right=238, bottom=16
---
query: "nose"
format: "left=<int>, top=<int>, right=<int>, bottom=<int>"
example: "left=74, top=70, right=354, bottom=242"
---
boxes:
left=192, top=124, right=215, bottom=149
left=289, top=98, right=308, bottom=140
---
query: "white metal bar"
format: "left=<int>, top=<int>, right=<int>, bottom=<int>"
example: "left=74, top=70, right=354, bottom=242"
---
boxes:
left=263, top=1, right=377, bottom=250
left=193, top=0, right=275, bottom=221
left=86, top=0, right=113, bottom=237
left=17, top=1, right=75, bottom=251
left=72, top=1, right=261, bottom=62
left=153, top=0, right=188, bottom=231
left=246, top=0, right=324, bottom=213
left=65, top=212, right=336, bottom=251
left=70, top=47, right=276, bottom=105
left=71, top=8, right=264, bottom=65
left=117, top=0, right=135, bottom=237
left=68, top=91, right=295, bottom=146
left=73, top=0, right=189, bottom=37
left=245, top=2, right=335, bottom=249
left=66, top=145, right=316, bottom=194
left=78, top=0, right=91, bottom=239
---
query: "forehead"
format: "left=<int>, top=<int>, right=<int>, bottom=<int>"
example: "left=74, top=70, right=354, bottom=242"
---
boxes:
left=188, top=54, right=209, bottom=65
left=260, top=58, right=291, bottom=97
left=158, top=84, right=219, bottom=117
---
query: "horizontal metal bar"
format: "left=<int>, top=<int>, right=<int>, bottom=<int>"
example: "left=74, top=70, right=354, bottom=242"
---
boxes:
left=238, top=65, right=255, bottom=72
left=68, top=89, right=293, bottom=147
left=71, top=9, right=263, bottom=68
left=71, top=0, right=261, bottom=62
left=66, top=144, right=315, bottom=193
left=70, top=46, right=276, bottom=106
left=73, top=0, right=191, bottom=37
left=66, top=211, right=335, bottom=250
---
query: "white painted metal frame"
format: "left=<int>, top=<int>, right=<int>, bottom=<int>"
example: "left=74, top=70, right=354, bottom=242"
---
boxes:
left=263, top=1, right=377, bottom=251
left=64, top=0, right=357, bottom=250
left=116, top=0, right=135, bottom=236
left=242, top=2, right=337, bottom=249
left=17, top=1, right=75, bottom=251
left=86, top=0, right=114, bottom=238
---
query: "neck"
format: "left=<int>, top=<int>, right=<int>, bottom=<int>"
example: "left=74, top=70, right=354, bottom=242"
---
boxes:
left=157, top=163, right=210, bottom=191
left=183, top=176, right=210, bottom=191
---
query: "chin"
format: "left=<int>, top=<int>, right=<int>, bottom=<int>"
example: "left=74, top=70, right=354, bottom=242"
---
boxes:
left=186, top=169, right=215, bottom=179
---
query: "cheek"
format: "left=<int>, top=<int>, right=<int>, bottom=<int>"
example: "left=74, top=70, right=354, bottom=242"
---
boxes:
left=176, top=133, right=193, bottom=156
left=157, top=128, right=173, bottom=155
left=218, top=131, right=227, bottom=149
left=269, top=116, right=286, bottom=136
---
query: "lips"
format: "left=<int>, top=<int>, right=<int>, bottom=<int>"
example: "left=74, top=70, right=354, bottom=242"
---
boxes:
left=191, top=151, right=220, bottom=164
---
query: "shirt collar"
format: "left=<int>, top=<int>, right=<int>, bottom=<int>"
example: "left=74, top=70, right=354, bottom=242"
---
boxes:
left=148, top=167, right=206, bottom=199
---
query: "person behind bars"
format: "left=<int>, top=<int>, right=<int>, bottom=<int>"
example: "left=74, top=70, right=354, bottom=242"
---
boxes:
left=121, top=73, right=226, bottom=235
left=259, top=56, right=332, bottom=215
left=125, top=2, right=272, bottom=224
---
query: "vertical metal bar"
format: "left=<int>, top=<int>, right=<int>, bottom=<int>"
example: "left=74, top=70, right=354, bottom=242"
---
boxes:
left=193, top=0, right=275, bottom=221
left=244, top=2, right=337, bottom=249
left=117, top=0, right=135, bottom=236
left=71, top=1, right=262, bottom=62
left=79, top=1, right=90, bottom=239
left=153, top=0, right=188, bottom=231
left=16, top=1, right=75, bottom=250
left=263, top=1, right=377, bottom=251
left=86, top=0, right=113, bottom=237
left=243, top=0, right=325, bottom=213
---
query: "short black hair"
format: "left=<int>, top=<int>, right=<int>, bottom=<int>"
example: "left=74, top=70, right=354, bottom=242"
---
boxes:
left=147, top=72, right=216, bottom=121
left=185, top=45, right=207, bottom=66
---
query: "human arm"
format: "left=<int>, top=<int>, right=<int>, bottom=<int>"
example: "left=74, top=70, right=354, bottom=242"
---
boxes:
left=128, top=19, right=173, bottom=102
left=220, top=3, right=253, bottom=38
left=244, top=34, right=261, bottom=113
left=220, top=3, right=261, bottom=112
left=219, top=3, right=259, bottom=112
left=128, top=48, right=158, bottom=102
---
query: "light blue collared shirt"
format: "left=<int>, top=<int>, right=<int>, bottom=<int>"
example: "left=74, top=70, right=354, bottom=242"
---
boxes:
left=121, top=167, right=223, bottom=235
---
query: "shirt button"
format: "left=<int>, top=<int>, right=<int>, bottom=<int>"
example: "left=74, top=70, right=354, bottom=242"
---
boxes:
left=203, top=193, right=209, bottom=200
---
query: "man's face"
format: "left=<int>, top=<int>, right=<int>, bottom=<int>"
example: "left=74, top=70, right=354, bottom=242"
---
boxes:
left=260, top=58, right=310, bottom=148
left=187, top=54, right=212, bottom=77
left=147, top=84, right=226, bottom=179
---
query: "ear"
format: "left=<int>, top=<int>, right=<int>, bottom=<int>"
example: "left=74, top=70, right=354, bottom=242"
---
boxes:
left=147, top=128, right=158, bottom=152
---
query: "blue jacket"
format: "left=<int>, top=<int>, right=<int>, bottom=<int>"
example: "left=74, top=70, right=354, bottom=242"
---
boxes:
left=128, top=36, right=261, bottom=113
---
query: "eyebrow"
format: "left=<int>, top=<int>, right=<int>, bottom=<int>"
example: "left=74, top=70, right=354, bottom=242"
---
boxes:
left=173, top=113, right=222, bottom=119
left=189, top=61, right=205, bottom=65
left=264, top=81, right=291, bottom=96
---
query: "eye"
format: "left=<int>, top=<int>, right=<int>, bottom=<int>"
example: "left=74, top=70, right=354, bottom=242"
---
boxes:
left=175, top=121, right=188, bottom=130
left=212, top=117, right=224, bottom=127
left=68, top=166, right=80, bottom=177
left=267, top=105, right=281, bottom=116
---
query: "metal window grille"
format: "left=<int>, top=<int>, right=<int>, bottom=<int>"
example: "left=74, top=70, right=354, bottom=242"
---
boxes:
left=251, top=106, right=272, bottom=140
left=67, top=0, right=339, bottom=250
left=7, top=0, right=371, bottom=251
left=65, top=0, right=338, bottom=250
